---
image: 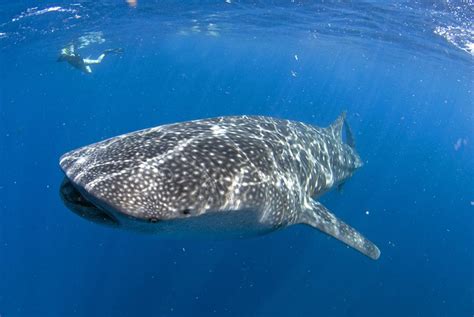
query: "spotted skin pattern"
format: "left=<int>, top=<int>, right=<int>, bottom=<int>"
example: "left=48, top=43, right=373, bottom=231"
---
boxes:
left=60, top=115, right=380, bottom=260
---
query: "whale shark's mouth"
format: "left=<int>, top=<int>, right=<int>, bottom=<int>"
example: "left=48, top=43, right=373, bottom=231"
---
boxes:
left=59, top=178, right=119, bottom=227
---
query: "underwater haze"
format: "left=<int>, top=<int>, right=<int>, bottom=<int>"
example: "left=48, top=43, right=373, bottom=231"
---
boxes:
left=0, top=1, right=473, bottom=316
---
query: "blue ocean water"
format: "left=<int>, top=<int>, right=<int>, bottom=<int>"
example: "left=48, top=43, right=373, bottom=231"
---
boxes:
left=0, top=1, right=473, bottom=316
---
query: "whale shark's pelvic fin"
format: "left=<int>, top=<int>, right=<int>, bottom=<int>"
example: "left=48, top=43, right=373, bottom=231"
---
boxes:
left=300, top=199, right=380, bottom=260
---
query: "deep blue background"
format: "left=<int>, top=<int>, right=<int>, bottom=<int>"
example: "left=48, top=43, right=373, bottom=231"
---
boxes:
left=0, top=1, right=473, bottom=316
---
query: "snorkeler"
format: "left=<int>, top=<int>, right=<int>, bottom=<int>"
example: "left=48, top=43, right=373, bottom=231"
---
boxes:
left=57, top=43, right=123, bottom=74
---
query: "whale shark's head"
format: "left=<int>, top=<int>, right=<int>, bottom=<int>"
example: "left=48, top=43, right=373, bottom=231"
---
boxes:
left=60, top=178, right=119, bottom=228
left=59, top=170, right=266, bottom=236
left=58, top=128, right=267, bottom=235
left=59, top=160, right=223, bottom=233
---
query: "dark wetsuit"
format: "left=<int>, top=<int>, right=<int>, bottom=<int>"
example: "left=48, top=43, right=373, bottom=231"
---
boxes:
left=57, top=44, right=121, bottom=74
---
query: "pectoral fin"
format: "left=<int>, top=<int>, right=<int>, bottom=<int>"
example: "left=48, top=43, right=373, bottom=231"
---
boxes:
left=300, top=200, right=380, bottom=260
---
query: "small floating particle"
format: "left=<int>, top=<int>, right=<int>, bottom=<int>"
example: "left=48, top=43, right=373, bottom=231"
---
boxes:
left=294, top=54, right=298, bottom=61
left=365, top=210, right=370, bottom=215
left=291, top=70, right=297, bottom=77
left=454, top=138, right=468, bottom=151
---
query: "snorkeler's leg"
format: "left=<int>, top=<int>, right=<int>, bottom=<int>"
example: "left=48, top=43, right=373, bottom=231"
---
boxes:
left=83, top=53, right=106, bottom=65
left=82, top=65, right=92, bottom=73
left=82, top=48, right=122, bottom=66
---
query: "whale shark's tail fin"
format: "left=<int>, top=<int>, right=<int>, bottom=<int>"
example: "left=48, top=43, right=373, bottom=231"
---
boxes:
left=299, top=199, right=380, bottom=260
left=329, top=112, right=356, bottom=149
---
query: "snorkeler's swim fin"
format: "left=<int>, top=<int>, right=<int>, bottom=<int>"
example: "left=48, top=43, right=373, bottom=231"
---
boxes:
left=103, top=48, right=124, bottom=55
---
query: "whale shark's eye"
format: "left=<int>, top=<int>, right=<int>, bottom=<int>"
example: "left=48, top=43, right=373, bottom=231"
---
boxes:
left=149, top=218, right=159, bottom=223
left=181, top=209, right=191, bottom=215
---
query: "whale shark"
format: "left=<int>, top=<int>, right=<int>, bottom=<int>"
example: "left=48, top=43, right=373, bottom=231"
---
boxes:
left=59, top=114, right=380, bottom=260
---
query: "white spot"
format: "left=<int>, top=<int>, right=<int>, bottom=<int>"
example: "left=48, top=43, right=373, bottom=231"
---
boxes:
left=294, top=54, right=298, bottom=61
left=210, top=125, right=226, bottom=136
left=365, top=210, right=370, bottom=215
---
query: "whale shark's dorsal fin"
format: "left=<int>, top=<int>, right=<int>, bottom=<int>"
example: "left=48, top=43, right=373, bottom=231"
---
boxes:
left=343, top=116, right=356, bottom=149
left=299, top=199, right=380, bottom=260
left=329, top=111, right=356, bottom=149
left=329, top=111, right=346, bottom=141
